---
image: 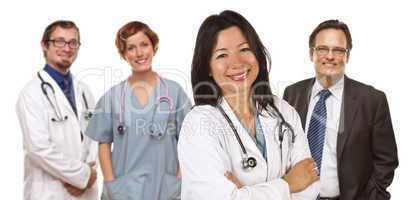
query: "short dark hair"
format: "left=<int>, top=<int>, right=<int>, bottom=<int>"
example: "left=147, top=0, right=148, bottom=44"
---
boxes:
left=309, top=19, right=352, bottom=51
left=191, top=10, right=277, bottom=114
left=41, top=20, right=80, bottom=46
left=115, top=21, right=159, bottom=59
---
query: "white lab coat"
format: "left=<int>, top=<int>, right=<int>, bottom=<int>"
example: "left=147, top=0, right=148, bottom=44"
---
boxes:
left=16, top=70, right=98, bottom=200
left=178, top=97, right=319, bottom=200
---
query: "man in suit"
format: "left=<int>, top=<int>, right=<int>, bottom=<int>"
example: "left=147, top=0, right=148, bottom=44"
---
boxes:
left=283, top=20, right=398, bottom=200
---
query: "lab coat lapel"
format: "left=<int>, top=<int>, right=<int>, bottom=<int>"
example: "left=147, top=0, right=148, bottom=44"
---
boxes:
left=73, top=76, right=87, bottom=123
left=220, top=99, right=266, bottom=163
left=39, top=70, right=79, bottom=119
left=257, top=111, right=279, bottom=177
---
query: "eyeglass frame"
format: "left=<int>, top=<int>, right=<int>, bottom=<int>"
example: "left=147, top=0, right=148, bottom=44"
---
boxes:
left=47, top=38, right=81, bottom=49
left=311, top=46, right=349, bottom=57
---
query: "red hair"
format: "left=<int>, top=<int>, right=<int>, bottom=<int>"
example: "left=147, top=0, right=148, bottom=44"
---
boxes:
left=115, top=21, right=159, bottom=59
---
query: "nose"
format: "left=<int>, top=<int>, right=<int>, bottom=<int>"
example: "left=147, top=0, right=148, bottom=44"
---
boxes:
left=228, top=53, right=244, bottom=69
left=62, top=43, right=72, bottom=52
left=325, top=49, right=335, bottom=60
left=135, top=48, right=144, bottom=57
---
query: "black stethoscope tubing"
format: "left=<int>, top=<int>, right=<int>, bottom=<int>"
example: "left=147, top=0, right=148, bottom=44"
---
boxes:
left=37, top=72, right=91, bottom=121
left=217, top=103, right=295, bottom=170
left=217, top=106, right=248, bottom=155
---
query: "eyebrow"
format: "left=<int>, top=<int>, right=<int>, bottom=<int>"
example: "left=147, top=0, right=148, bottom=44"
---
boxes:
left=213, top=42, right=249, bottom=53
left=50, top=37, right=65, bottom=40
left=50, top=37, right=78, bottom=41
left=238, top=42, right=248, bottom=47
left=316, top=45, right=346, bottom=49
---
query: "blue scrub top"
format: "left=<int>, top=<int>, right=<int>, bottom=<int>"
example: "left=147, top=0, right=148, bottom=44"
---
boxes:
left=86, top=78, right=191, bottom=200
left=236, top=113, right=267, bottom=162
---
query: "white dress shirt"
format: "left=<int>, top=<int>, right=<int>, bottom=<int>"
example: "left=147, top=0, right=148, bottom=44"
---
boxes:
left=305, top=76, right=344, bottom=197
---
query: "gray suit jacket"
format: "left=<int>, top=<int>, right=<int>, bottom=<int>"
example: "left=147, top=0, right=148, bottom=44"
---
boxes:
left=283, top=76, right=398, bottom=200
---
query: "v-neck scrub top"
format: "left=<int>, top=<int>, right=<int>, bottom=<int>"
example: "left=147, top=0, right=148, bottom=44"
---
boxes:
left=86, top=78, right=191, bottom=200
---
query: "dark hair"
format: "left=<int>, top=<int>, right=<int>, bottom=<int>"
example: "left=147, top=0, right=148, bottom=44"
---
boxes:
left=191, top=10, right=276, bottom=113
left=115, top=21, right=159, bottom=59
left=41, top=20, right=80, bottom=46
left=309, top=19, right=352, bottom=53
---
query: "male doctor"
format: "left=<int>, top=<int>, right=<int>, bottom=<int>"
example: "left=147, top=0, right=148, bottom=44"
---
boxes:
left=16, top=20, right=98, bottom=200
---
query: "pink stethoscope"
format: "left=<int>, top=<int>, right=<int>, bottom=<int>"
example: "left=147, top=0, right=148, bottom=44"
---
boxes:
left=117, top=75, right=173, bottom=138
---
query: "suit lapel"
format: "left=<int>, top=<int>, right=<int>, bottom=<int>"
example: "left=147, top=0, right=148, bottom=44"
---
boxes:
left=298, top=78, right=315, bottom=130
left=337, top=76, right=358, bottom=161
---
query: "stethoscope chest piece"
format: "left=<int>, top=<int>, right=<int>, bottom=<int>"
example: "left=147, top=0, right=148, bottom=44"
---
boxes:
left=117, top=124, right=126, bottom=135
left=149, top=125, right=164, bottom=139
left=242, top=157, right=257, bottom=169
left=217, top=106, right=259, bottom=170
left=84, top=111, right=93, bottom=120
left=81, top=93, right=93, bottom=121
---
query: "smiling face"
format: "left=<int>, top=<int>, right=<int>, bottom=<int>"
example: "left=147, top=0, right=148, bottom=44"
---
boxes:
left=310, top=28, right=348, bottom=82
left=123, top=31, right=156, bottom=73
left=209, top=26, right=259, bottom=97
left=42, top=27, right=79, bottom=73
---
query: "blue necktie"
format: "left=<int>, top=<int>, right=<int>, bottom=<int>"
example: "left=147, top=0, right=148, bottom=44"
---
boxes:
left=307, top=89, right=331, bottom=174
left=63, top=78, right=77, bottom=116
left=308, top=89, right=331, bottom=200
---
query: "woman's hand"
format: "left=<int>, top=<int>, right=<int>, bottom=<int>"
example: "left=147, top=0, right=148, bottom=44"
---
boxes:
left=99, top=143, right=115, bottom=181
left=282, top=158, right=319, bottom=193
left=225, top=171, right=245, bottom=188
left=176, top=163, right=182, bottom=179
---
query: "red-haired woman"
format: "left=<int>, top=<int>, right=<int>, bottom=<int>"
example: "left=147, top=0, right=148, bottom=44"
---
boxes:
left=86, top=21, right=191, bottom=200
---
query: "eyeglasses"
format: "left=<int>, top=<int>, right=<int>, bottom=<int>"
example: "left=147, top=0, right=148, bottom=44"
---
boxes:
left=47, top=39, right=80, bottom=49
left=312, top=46, right=348, bottom=57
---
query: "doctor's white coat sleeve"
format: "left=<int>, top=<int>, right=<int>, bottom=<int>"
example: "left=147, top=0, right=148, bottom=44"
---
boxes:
left=280, top=100, right=320, bottom=200
left=178, top=108, right=291, bottom=200
left=16, top=90, right=91, bottom=189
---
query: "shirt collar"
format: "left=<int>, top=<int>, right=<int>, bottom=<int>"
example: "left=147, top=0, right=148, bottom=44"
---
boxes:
left=311, top=75, right=344, bottom=101
left=43, top=64, right=72, bottom=90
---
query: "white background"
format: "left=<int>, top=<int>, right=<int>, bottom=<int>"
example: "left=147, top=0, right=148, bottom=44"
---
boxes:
left=1, top=0, right=413, bottom=198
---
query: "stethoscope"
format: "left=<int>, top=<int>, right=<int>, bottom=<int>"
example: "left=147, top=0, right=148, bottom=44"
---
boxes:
left=217, top=104, right=295, bottom=171
left=274, top=107, right=295, bottom=175
left=117, top=76, right=173, bottom=139
left=37, top=72, right=93, bottom=122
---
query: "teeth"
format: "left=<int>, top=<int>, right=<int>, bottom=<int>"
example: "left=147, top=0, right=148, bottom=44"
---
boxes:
left=230, top=72, right=247, bottom=81
left=136, top=59, right=146, bottom=64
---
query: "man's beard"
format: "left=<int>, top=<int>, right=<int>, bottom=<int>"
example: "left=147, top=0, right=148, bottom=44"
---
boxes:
left=56, top=59, right=72, bottom=72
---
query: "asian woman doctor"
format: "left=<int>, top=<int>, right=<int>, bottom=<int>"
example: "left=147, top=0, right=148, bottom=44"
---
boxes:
left=178, top=10, right=320, bottom=200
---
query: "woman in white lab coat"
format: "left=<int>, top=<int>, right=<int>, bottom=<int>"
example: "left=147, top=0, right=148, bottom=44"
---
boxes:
left=178, top=10, right=319, bottom=199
